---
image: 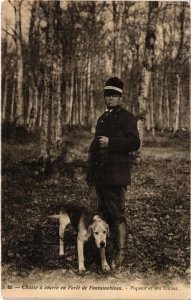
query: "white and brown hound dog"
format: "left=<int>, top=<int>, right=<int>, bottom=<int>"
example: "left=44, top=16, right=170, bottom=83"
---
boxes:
left=49, top=203, right=110, bottom=273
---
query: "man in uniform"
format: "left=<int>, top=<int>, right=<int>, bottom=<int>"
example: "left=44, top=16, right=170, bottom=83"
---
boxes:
left=87, top=77, right=140, bottom=268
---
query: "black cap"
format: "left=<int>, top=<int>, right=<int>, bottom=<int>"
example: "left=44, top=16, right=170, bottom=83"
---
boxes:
left=104, top=77, right=124, bottom=96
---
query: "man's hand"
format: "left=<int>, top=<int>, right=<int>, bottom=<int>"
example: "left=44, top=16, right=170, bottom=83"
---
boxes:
left=98, top=136, right=109, bottom=149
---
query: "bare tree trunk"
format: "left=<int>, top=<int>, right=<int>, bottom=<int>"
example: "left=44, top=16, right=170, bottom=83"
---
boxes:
left=87, top=55, right=91, bottom=128
left=159, top=79, right=164, bottom=133
left=36, top=92, right=42, bottom=128
left=51, top=73, right=62, bottom=144
left=150, top=73, right=155, bottom=137
left=26, top=86, right=33, bottom=126
left=165, top=76, right=170, bottom=131
left=27, top=80, right=38, bottom=131
left=90, top=53, right=95, bottom=133
left=112, top=1, right=126, bottom=77
left=55, top=74, right=62, bottom=144
left=173, top=2, right=185, bottom=133
left=40, top=83, right=49, bottom=157
left=82, top=57, right=88, bottom=127
left=10, top=76, right=15, bottom=122
left=75, top=69, right=79, bottom=125
left=28, top=1, right=41, bottom=131
left=77, top=63, right=82, bottom=126
left=112, top=2, right=118, bottom=76
left=85, top=65, right=89, bottom=126
left=14, top=1, right=24, bottom=126
left=79, top=64, right=84, bottom=126
left=71, top=68, right=78, bottom=126
left=39, top=2, right=55, bottom=159
left=64, top=79, right=70, bottom=124
left=145, top=101, right=151, bottom=131
left=51, top=1, right=63, bottom=145
left=174, top=74, right=180, bottom=133
left=2, top=73, right=8, bottom=122
left=137, top=2, right=158, bottom=154
left=69, top=66, right=74, bottom=126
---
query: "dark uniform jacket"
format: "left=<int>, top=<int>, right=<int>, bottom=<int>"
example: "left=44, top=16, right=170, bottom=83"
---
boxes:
left=87, top=105, right=140, bottom=186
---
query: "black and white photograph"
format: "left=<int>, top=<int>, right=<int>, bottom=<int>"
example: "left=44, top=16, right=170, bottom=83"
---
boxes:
left=1, top=1, right=190, bottom=299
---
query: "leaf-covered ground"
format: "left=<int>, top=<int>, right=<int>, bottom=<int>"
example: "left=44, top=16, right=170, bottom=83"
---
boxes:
left=1, top=131, right=190, bottom=288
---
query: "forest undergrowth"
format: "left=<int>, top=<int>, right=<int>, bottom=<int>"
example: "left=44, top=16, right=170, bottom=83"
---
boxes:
left=1, top=131, right=190, bottom=287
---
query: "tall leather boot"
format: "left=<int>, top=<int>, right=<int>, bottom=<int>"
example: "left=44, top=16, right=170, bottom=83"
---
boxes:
left=113, top=221, right=128, bottom=268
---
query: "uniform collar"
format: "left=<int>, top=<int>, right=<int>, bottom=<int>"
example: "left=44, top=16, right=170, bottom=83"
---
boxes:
left=106, top=108, right=113, bottom=113
left=106, top=105, right=122, bottom=113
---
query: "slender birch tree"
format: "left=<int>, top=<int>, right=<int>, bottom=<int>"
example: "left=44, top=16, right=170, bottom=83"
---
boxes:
left=7, top=0, right=24, bottom=125
left=137, top=2, right=159, bottom=152
left=39, top=1, right=55, bottom=160
left=173, top=2, right=186, bottom=133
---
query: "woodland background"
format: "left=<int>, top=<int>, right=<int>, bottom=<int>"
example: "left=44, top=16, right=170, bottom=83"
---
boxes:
left=2, top=1, right=190, bottom=146
left=1, top=0, right=190, bottom=289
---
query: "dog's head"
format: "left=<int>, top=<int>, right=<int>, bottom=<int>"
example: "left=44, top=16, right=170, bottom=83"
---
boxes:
left=88, top=215, right=110, bottom=248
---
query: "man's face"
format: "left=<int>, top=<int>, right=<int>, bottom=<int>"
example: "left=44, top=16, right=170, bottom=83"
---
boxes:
left=104, top=94, right=122, bottom=108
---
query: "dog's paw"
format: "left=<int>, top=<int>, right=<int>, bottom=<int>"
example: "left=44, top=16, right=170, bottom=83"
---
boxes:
left=78, top=266, right=86, bottom=274
left=102, top=263, right=110, bottom=272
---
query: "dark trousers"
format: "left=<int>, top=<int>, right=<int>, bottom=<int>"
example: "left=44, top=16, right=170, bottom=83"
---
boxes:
left=95, top=183, right=127, bottom=228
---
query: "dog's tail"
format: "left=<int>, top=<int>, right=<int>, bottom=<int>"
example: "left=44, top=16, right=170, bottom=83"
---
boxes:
left=48, top=214, right=60, bottom=219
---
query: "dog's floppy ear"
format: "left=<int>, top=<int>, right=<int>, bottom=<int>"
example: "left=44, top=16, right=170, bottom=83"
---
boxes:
left=106, top=224, right=110, bottom=237
left=86, top=225, right=92, bottom=239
